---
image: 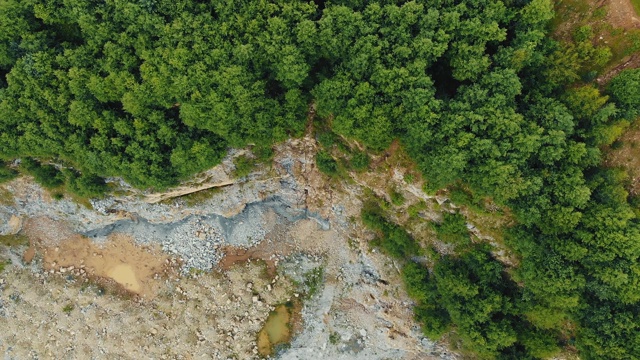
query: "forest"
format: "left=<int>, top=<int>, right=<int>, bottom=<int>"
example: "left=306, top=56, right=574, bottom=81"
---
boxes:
left=2, top=0, right=640, bottom=358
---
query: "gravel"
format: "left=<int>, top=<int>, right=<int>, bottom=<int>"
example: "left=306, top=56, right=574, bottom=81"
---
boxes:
left=81, top=196, right=329, bottom=273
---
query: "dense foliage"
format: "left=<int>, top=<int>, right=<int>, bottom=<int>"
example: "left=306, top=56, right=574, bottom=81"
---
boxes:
left=0, top=0, right=313, bottom=188
left=365, top=203, right=560, bottom=358
left=2, top=0, right=640, bottom=358
left=0, top=162, right=17, bottom=184
left=607, top=68, right=640, bottom=120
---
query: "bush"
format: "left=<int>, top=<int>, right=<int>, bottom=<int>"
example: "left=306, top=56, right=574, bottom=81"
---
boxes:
left=389, top=187, right=405, bottom=206
left=316, top=151, right=338, bottom=176
left=350, top=151, right=370, bottom=171
left=233, top=155, right=255, bottom=178
left=21, top=158, right=64, bottom=189
left=0, top=164, right=18, bottom=184
left=65, top=170, right=108, bottom=198
left=608, top=68, right=640, bottom=119
left=433, top=212, right=471, bottom=248
left=448, top=185, right=486, bottom=212
left=407, top=200, right=428, bottom=218
left=317, top=131, right=339, bottom=149
left=361, top=202, right=421, bottom=258
left=253, top=146, right=274, bottom=163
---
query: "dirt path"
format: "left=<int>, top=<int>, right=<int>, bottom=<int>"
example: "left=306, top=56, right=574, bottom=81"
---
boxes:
left=597, top=53, right=640, bottom=85
left=595, top=0, right=640, bottom=84
left=144, top=180, right=235, bottom=204
left=607, top=0, right=640, bottom=29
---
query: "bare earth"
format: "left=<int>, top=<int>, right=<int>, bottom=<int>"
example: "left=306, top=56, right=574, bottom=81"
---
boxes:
left=607, top=0, right=640, bottom=29
left=0, top=135, right=458, bottom=359
left=598, top=0, right=640, bottom=84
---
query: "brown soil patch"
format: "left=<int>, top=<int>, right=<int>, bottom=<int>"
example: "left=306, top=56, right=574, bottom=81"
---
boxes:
left=42, top=233, right=169, bottom=298
left=0, top=260, right=296, bottom=359
left=218, top=245, right=279, bottom=277
left=604, top=123, right=640, bottom=194
left=144, top=180, right=235, bottom=204
left=607, top=0, right=640, bottom=29
left=7, top=215, right=22, bottom=234
left=597, top=53, right=640, bottom=85
left=22, top=216, right=76, bottom=246
left=22, top=246, right=35, bottom=263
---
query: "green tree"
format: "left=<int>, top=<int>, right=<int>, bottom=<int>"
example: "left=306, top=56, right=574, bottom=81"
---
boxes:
left=607, top=68, right=640, bottom=120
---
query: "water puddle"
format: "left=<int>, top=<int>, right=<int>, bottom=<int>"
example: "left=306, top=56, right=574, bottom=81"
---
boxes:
left=107, top=264, right=140, bottom=292
left=41, top=234, right=168, bottom=298
left=257, top=304, right=292, bottom=356
left=257, top=300, right=304, bottom=357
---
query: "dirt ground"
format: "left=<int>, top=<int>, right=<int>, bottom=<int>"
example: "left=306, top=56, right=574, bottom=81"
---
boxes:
left=604, top=122, right=640, bottom=194
left=0, top=132, right=457, bottom=359
left=607, top=0, right=640, bottom=29
left=599, top=0, right=640, bottom=83
left=0, top=260, right=296, bottom=359
left=41, top=233, right=169, bottom=298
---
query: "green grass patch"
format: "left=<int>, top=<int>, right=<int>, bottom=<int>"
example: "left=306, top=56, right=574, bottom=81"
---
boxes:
left=253, top=145, right=274, bottom=164
left=362, top=201, right=421, bottom=258
left=173, top=187, right=223, bottom=207
left=233, top=154, right=255, bottom=178
left=448, top=184, right=489, bottom=213
left=404, top=173, right=415, bottom=184
left=0, top=234, right=29, bottom=247
left=349, top=151, right=370, bottom=172
left=62, top=304, right=74, bottom=314
left=329, top=332, right=340, bottom=344
left=389, top=187, right=405, bottom=206
left=407, top=200, right=428, bottom=218
left=316, top=151, right=338, bottom=176
left=550, top=0, right=591, bottom=33
left=317, top=131, right=339, bottom=149
left=0, top=164, right=18, bottom=184
left=432, top=212, right=471, bottom=249
left=551, top=0, right=640, bottom=75
left=302, top=266, right=324, bottom=299
left=0, top=188, right=14, bottom=205
left=632, top=0, right=640, bottom=17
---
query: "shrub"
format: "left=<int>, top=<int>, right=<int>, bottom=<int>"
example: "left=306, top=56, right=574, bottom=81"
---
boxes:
left=316, top=151, right=338, bottom=176
left=608, top=68, right=640, bottom=119
left=253, top=146, right=274, bottom=163
left=433, top=212, right=471, bottom=248
left=404, top=173, right=415, bottom=184
left=233, top=155, right=255, bottom=178
left=389, top=187, right=405, bottom=206
left=317, top=131, right=338, bottom=149
left=350, top=151, right=370, bottom=171
left=407, top=200, right=427, bottom=218
left=361, top=202, right=421, bottom=258
left=21, top=158, right=64, bottom=189
left=0, top=164, right=18, bottom=184
left=65, top=170, right=108, bottom=198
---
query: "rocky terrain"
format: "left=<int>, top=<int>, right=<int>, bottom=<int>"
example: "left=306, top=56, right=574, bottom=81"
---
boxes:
left=0, top=135, right=458, bottom=359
